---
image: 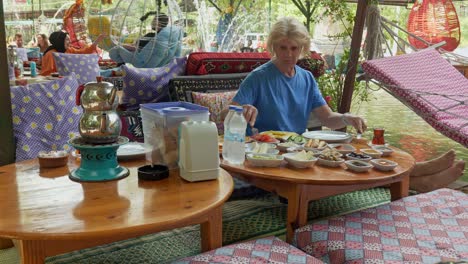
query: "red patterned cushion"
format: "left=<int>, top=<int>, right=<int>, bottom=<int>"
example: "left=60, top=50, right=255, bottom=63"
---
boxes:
left=293, top=188, right=468, bottom=263
left=173, top=236, right=324, bottom=264
left=186, top=51, right=326, bottom=78
left=186, top=52, right=271, bottom=75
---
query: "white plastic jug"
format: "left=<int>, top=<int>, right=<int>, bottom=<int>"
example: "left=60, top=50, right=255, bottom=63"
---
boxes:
left=178, top=121, right=220, bottom=182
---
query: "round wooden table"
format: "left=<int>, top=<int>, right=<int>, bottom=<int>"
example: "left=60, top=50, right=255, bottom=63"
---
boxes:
left=0, top=157, right=233, bottom=264
left=221, top=140, right=415, bottom=242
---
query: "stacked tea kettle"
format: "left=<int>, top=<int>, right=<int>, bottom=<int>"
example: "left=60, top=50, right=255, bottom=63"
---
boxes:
left=78, top=77, right=121, bottom=144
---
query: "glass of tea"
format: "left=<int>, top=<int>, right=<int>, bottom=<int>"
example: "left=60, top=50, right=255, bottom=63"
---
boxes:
left=372, top=128, right=385, bottom=145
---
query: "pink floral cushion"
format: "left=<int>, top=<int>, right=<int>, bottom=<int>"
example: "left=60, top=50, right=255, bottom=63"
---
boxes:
left=10, top=73, right=82, bottom=161
left=192, top=91, right=237, bottom=134
left=293, top=188, right=468, bottom=263
left=362, top=49, right=468, bottom=147
left=53, top=53, right=100, bottom=85
left=173, top=236, right=324, bottom=264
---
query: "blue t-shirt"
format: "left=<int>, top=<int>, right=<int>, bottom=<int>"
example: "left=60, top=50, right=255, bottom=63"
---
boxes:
left=233, top=61, right=326, bottom=134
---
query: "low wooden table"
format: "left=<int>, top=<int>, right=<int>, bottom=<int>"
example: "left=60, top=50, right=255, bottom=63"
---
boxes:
left=221, top=141, right=415, bottom=242
left=0, top=157, right=233, bottom=264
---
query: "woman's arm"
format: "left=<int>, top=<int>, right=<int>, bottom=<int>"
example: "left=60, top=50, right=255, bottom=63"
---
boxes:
left=313, top=105, right=367, bottom=133
left=40, top=51, right=56, bottom=76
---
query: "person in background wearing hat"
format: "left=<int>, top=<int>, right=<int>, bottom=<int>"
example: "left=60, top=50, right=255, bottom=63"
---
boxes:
left=108, top=12, right=182, bottom=68
left=40, top=31, right=104, bottom=76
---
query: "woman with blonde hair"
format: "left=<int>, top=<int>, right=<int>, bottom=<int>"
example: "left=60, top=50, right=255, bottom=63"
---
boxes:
left=232, top=17, right=367, bottom=134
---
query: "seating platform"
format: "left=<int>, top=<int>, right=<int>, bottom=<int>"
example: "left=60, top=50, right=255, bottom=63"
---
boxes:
left=293, top=188, right=468, bottom=263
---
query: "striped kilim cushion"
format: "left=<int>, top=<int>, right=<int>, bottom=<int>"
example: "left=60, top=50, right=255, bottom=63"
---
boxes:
left=173, top=236, right=324, bottom=264
left=293, top=188, right=468, bottom=263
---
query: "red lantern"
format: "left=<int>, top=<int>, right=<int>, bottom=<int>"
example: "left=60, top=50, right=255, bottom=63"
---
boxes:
left=407, top=0, right=461, bottom=51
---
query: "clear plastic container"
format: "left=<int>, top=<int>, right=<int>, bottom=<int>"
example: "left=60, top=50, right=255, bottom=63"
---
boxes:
left=140, top=102, right=209, bottom=169
left=224, top=106, right=247, bottom=164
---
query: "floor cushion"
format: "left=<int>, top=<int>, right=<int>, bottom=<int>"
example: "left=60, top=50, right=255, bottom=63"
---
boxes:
left=172, top=236, right=324, bottom=264
left=10, top=73, right=82, bottom=161
left=120, top=57, right=186, bottom=110
left=53, top=53, right=100, bottom=85
left=293, top=188, right=468, bottom=263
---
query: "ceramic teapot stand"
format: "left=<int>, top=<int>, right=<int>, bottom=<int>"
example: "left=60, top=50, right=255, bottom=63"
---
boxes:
left=69, top=136, right=130, bottom=182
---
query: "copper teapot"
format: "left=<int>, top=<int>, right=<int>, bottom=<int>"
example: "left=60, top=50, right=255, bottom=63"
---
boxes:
left=77, top=77, right=121, bottom=144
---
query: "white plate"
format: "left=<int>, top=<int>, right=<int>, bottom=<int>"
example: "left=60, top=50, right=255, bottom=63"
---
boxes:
left=117, top=142, right=152, bottom=160
left=302, top=131, right=352, bottom=143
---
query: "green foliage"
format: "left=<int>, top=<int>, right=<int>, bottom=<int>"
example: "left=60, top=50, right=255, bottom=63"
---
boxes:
left=317, top=49, right=371, bottom=112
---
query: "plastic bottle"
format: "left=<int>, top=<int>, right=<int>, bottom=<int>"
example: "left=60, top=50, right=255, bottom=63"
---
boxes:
left=225, top=106, right=247, bottom=164
left=30, top=61, right=37, bottom=77
left=222, top=105, right=237, bottom=161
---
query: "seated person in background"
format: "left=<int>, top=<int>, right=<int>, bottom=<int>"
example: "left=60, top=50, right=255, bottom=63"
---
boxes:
left=41, top=31, right=104, bottom=76
left=14, top=33, right=23, bottom=48
left=36, top=33, right=50, bottom=53
left=109, top=12, right=183, bottom=68
left=231, top=17, right=367, bottom=135
left=13, top=33, right=29, bottom=62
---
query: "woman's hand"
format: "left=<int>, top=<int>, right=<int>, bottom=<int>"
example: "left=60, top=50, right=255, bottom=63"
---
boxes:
left=92, top=34, right=106, bottom=47
left=241, top=104, right=258, bottom=127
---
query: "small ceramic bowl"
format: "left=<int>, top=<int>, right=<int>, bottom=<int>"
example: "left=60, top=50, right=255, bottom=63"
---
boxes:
left=246, top=153, right=284, bottom=167
left=360, top=148, right=383, bottom=159
left=371, top=145, right=394, bottom=156
left=282, top=153, right=318, bottom=169
left=346, top=152, right=372, bottom=162
left=328, top=143, right=356, bottom=155
left=38, top=151, right=69, bottom=168
left=277, top=142, right=300, bottom=152
left=370, top=159, right=398, bottom=171
left=345, top=160, right=373, bottom=173
left=317, top=157, right=345, bottom=168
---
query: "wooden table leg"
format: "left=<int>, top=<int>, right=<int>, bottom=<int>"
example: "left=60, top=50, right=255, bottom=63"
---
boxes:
left=285, top=187, right=302, bottom=243
left=389, top=172, right=410, bottom=201
left=200, top=206, right=223, bottom=252
left=17, top=240, right=46, bottom=264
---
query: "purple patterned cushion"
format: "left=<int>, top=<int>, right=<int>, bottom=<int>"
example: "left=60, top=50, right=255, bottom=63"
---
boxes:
left=173, top=236, right=324, bottom=264
left=11, top=73, right=82, bottom=161
left=121, top=57, right=187, bottom=110
left=293, top=188, right=468, bottom=263
left=192, top=91, right=237, bottom=135
left=53, top=53, right=100, bottom=85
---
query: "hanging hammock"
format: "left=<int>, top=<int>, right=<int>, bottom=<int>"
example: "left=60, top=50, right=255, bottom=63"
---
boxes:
left=407, top=0, right=461, bottom=51
left=362, top=49, right=468, bottom=147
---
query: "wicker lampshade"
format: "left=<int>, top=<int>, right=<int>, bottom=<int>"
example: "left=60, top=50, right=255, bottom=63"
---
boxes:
left=407, top=0, right=460, bottom=51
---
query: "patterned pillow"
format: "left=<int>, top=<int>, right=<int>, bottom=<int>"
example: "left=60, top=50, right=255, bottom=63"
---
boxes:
left=191, top=91, right=237, bottom=134
left=53, top=53, right=100, bottom=85
left=10, top=73, right=82, bottom=161
left=121, top=57, right=187, bottom=110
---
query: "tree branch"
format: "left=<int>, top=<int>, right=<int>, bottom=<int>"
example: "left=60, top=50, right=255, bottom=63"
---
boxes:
left=291, top=0, right=307, bottom=15
left=207, top=0, right=222, bottom=13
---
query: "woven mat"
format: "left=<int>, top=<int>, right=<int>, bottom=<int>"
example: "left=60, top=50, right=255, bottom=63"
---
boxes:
left=1, top=188, right=390, bottom=264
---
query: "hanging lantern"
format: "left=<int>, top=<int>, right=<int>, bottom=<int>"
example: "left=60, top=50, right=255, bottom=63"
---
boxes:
left=63, top=0, right=87, bottom=49
left=407, top=0, right=461, bottom=51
